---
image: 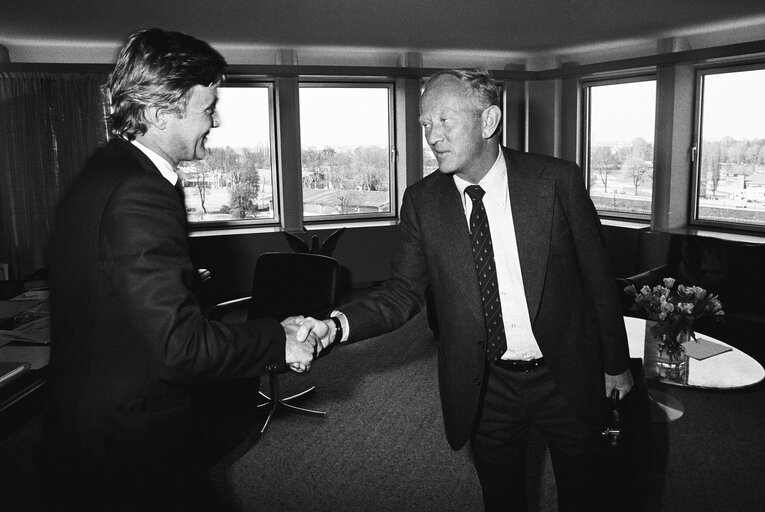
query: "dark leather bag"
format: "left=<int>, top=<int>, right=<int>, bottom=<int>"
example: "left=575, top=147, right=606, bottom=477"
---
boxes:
left=596, top=358, right=652, bottom=511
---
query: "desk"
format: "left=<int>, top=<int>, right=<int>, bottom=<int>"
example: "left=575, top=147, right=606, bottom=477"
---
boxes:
left=623, top=316, right=765, bottom=421
left=0, top=370, right=45, bottom=414
left=0, top=289, right=49, bottom=418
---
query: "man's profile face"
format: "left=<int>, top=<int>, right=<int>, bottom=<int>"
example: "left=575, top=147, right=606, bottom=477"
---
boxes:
left=419, top=76, right=488, bottom=182
left=164, top=84, right=219, bottom=164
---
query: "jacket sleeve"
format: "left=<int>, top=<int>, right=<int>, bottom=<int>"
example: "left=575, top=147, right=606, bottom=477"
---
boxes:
left=560, top=162, right=631, bottom=375
left=340, top=187, right=429, bottom=342
left=101, top=173, right=287, bottom=383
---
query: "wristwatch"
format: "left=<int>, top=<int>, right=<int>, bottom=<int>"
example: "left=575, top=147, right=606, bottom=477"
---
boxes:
left=329, top=316, right=343, bottom=344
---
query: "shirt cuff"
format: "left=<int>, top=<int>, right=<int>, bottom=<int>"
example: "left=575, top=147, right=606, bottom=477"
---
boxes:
left=330, top=310, right=350, bottom=343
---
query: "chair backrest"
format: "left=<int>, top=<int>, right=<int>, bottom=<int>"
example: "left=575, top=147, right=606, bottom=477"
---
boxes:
left=247, top=252, right=340, bottom=322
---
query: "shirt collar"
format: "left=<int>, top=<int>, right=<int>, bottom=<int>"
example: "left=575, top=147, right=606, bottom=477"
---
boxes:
left=130, top=140, right=178, bottom=186
left=453, top=149, right=508, bottom=210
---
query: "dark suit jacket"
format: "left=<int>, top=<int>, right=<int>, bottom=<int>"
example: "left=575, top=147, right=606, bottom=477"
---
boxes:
left=43, top=139, right=285, bottom=475
left=341, top=147, right=630, bottom=450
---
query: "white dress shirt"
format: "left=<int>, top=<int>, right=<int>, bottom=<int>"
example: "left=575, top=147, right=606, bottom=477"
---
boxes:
left=334, top=150, right=544, bottom=361
left=453, top=151, right=543, bottom=361
left=131, top=140, right=178, bottom=186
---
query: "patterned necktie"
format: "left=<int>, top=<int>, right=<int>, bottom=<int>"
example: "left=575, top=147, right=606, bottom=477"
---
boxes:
left=465, top=185, right=507, bottom=362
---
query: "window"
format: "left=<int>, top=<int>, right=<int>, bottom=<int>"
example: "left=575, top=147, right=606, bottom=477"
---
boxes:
left=299, top=84, right=394, bottom=220
left=694, top=65, right=765, bottom=230
left=179, top=85, right=277, bottom=226
left=584, top=78, right=656, bottom=218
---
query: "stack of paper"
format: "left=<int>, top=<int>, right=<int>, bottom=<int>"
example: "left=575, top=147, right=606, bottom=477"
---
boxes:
left=9, top=290, right=49, bottom=301
left=0, top=301, right=32, bottom=321
left=0, top=299, right=50, bottom=345
left=0, top=316, right=50, bottom=344
left=0, top=346, right=50, bottom=370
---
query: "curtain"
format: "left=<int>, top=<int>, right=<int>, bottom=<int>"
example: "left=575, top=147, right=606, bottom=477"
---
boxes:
left=0, top=71, right=109, bottom=279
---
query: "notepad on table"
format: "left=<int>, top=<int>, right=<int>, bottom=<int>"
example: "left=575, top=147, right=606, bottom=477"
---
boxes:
left=682, top=337, right=732, bottom=360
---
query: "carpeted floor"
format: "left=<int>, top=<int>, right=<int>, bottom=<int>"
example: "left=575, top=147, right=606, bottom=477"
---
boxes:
left=3, top=308, right=765, bottom=511
left=204, top=309, right=765, bottom=512
left=206, top=310, right=486, bottom=512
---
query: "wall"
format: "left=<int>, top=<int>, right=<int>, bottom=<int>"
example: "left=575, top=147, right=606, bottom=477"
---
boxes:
left=190, top=225, right=401, bottom=308
left=190, top=221, right=662, bottom=312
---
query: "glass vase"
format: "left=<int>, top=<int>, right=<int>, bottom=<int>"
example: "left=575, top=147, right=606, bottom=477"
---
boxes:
left=655, top=332, right=689, bottom=383
left=656, top=350, right=688, bottom=383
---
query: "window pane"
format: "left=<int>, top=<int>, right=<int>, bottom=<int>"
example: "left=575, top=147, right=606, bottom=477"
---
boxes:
left=179, top=86, right=275, bottom=224
left=586, top=80, right=656, bottom=217
left=696, top=68, right=765, bottom=228
left=300, top=86, right=393, bottom=218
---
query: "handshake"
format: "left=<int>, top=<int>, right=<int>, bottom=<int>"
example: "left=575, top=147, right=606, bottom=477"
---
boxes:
left=281, top=316, right=337, bottom=373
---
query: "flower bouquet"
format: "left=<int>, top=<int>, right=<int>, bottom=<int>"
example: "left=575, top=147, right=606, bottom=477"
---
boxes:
left=624, top=277, right=724, bottom=380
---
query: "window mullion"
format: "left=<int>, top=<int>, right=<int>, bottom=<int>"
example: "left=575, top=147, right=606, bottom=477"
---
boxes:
left=274, top=76, right=305, bottom=232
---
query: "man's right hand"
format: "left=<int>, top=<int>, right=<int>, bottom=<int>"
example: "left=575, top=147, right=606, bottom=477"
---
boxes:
left=282, top=317, right=320, bottom=373
left=296, top=317, right=334, bottom=350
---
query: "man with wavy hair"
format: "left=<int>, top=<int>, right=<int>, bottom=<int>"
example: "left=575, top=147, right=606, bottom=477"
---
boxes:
left=38, top=28, right=319, bottom=511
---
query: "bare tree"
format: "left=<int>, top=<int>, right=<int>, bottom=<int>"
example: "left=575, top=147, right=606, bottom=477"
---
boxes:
left=195, top=160, right=212, bottom=214
left=591, top=146, right=620, bottom=193
left=335, top=191, right=361, bottom=214
left=622, top=157, right=652, bottom=195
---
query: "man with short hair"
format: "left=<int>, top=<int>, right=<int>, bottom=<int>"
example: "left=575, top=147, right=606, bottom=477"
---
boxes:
left=300, top=69, right=633, bottom=511
left=38, top=28, right=319, bottom=511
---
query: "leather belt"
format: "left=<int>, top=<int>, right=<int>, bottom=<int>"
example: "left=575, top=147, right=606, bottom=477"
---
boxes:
left=495, top=357, right=545, bottom=372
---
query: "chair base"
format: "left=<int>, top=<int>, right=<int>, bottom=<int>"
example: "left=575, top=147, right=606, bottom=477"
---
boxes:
left=256, top=372, right=327, bottom=438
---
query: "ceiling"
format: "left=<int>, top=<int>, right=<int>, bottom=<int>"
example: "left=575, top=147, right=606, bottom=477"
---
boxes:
left=3, top=0, right=765, bottom=65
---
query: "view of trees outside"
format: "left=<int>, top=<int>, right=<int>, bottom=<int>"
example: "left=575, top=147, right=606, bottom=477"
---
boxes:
left=179, top=87, right=275, bottom=223
left=299, top=86, right=392, bottom=217
left=697, top=68, right=765, bottom=227
left=587, top=80, right=656, bottom=216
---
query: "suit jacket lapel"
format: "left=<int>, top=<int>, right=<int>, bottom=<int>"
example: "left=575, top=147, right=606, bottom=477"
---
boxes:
left=113, top=138, right=163, bottom=176
left=504, top=148, right=555, bottom=323
left=113, top=138, right=188, bottom=212
left=428, top=172, right=485, bottom=327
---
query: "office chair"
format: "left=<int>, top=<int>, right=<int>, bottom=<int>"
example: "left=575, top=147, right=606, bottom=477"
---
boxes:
left=209, top=252, right=339, bottom=437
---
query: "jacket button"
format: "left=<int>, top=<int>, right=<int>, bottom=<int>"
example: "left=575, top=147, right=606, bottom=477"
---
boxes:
left=472, top=378, right=481, bottom=386
left=266, top=364, right=276, bottom=371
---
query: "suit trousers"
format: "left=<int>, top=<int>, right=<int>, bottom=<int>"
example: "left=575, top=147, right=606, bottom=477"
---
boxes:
left=470, top=363, right=599, bottom=512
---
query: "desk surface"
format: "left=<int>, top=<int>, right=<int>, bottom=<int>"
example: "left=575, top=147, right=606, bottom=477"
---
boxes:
left=623, top=316, right=765, bottom=389
left=0, top=290, right=50, bottom=414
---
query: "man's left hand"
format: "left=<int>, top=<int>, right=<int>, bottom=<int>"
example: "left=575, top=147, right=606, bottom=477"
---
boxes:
left=605, top=369, right=634, bottom=400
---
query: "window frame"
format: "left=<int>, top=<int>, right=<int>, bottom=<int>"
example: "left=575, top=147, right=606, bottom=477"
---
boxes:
left=691, top=59, right=765, bottom=234
left=186, top=79, right=281, bottom=232
left=297, top=79, right=398, bottom=225
left=581, top=73, right=657, bottom=222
